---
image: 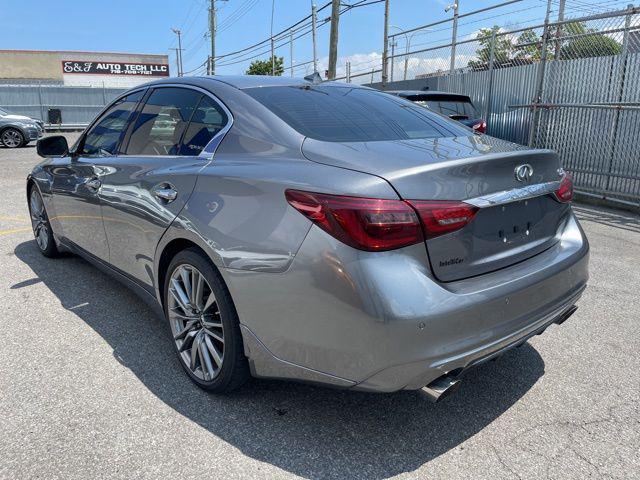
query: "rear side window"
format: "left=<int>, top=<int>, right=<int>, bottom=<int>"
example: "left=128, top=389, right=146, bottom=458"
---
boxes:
left=178, top=95, right=228, bottom=155
left=126, top=87, right=201, bottom=155
left=81, top=90, right=143, bottom=156
left=244, top=86, right=467, bottom=142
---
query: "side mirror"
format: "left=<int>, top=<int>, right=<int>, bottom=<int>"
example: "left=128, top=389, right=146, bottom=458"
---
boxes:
left=37, top=135, right=69, bottom=158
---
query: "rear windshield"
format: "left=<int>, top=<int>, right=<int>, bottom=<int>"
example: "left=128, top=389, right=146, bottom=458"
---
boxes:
left=414, top=98, right=478, bottom=119
left=243, top=85, right=468, bottom=142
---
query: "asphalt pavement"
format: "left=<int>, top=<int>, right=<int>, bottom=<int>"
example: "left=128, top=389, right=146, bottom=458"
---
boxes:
left=0, top=135, right=639, bottom=479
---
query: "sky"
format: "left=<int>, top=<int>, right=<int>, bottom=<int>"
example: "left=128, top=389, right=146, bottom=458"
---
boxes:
left=0, top=0, right=632, bottom=80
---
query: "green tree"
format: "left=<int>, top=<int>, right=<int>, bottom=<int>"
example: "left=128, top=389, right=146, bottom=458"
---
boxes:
left=246, top=56, right=284, bottom=76
left=560, top=22, right=621, bottom=58
left=468, top=26, right=513, bottom=69
left=513, top=29, right=541, bottom=61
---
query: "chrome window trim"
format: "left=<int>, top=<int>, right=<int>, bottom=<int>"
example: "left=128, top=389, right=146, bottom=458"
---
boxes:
left=120, top=83, right=234, bottom=161
left=466, top=181, right=561, bottom=208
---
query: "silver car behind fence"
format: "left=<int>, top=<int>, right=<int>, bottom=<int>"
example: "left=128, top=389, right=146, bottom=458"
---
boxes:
left=27, top=76, right=588, bottom=401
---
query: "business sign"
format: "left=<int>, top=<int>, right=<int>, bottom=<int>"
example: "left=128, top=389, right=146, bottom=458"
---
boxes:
left=62, top=61, right=169, bottom=77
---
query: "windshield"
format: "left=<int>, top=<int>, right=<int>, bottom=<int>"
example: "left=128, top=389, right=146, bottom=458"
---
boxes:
left=244, top=86, right=468, bottom=142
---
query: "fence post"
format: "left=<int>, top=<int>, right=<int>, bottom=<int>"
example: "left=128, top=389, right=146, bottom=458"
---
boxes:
left=604, top=4, right=633, bottom=195
left=37, top=82, right=45, bottom=123
left=484, top=31, right=497, bottom=131
left=528, top=0, right=553, bottom=147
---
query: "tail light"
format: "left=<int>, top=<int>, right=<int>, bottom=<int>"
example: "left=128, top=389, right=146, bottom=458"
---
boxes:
left=408, top=200, right=479, bottom=239
left=285, top=189, right=423, bottom=251
left=472, top=120, right=486, bottom=133
left=285, top=189, right=479, bottom=251
left=554, top=172, right=574, bottom=203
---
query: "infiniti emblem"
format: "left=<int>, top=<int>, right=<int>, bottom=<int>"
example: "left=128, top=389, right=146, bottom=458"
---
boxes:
left=514, top=164, right=534, bottom=182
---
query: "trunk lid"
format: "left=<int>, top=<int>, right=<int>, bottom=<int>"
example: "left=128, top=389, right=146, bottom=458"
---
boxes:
left=302, top=135, right=569, bottom=281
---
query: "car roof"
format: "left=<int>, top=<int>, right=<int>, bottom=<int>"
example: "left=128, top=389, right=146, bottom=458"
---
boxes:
left=387, top=90, right=471, bottom=100
left=138, top=75, right=359, bottom=91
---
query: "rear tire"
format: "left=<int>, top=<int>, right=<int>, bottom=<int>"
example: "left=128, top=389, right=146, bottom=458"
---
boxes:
left=1, top=128, right=25, bottom=148
left=28, top=187, right=60, bottom=258
left=164, top=248, right=250, bottom=393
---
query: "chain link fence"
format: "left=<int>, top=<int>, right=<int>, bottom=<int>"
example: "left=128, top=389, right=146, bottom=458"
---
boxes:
left=363, top=4, right=640, bottom=210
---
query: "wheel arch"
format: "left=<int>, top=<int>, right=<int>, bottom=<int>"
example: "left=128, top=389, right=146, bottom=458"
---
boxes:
left=0, top=124, right=27, bottom=143
left=155, top=234, right=225, bottom=309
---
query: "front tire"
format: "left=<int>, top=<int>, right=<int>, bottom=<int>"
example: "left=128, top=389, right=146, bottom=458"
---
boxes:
left=28, top=188, right=59, bottom=258
left=1, top=128, right=25, bottom=148
left=164, top=248, right=250, bottom=393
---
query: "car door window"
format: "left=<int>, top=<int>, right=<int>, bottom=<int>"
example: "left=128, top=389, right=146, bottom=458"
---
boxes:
left=126, top=87, right=201, bottom=156
left=178, top=95, right=229, bottom=155
left=80, top=90, right=144, bottom=156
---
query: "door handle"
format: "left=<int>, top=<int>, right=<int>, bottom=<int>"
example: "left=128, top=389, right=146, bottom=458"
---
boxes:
left=153, top=186, right=178, bottom=203
left=85, top=178, right=101, bottom=191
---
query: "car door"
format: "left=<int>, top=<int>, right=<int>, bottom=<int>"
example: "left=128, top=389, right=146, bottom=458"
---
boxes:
left=97, top=86, right=230, bottom=289
left=47, top=90, right=144, bottom=260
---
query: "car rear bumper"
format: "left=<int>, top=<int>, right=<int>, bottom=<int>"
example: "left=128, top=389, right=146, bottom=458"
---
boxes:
left=225, top=209, right=589, bottom=392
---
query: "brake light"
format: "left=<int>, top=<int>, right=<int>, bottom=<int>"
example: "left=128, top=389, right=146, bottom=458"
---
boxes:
left=285, top=189, right=423, bottom=251
left=472, top=120, right=486, bottom=133
left=554, top=172, right=574, bottom=203
left=408, top=200, right=479, bottom=239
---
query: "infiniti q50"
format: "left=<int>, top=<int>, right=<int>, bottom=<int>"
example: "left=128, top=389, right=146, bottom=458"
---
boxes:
left=28, top=76, right=588, bottom=400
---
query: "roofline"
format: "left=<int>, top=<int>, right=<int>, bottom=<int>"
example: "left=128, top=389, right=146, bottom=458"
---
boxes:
left=0, top=49, right=168, bottom=58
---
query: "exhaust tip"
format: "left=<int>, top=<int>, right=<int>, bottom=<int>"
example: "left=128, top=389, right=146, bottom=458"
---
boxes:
left=422, top=374, right=462, bottom=402
left=555, top=305, right=578, bottom=325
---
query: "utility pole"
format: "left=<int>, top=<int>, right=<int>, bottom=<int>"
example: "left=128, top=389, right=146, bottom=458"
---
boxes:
left=171, top=28, right=183, bottom=76
left=381, top=0, right=390, bottom=86
left=209, top=0, right=228, bottom=75
left=170, top=48, right=181, bottom=77
left=290, top=30, right=294, bottom=77
left=346, top=61, right=351, bottom=82
left=270, top=0, right=276, bottom=75
left=311, top=3, right=318, bottom=73
left=209, top=1, right=215, bottom=74
left=447, top=1, right=459, bottom=74
left=554, top=0, right=566, bottom=59
left=327, top=0, right=341, bottom=79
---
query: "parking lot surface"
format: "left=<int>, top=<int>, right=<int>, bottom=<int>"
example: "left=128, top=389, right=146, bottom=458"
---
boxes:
left=0, top=135, right=639, bottom=480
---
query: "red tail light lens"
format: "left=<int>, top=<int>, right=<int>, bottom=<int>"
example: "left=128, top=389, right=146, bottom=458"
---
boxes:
left=285, top=189, right=423, bottom=251
left=554, top=172, right=574, bottom=203
left=408, top=200, right=479, bottom=239
left=472, top=120, right=486, bottom=133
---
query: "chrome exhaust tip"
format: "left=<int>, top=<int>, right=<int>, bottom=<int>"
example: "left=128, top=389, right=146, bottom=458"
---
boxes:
left=422, top=374, right=462, bottom=402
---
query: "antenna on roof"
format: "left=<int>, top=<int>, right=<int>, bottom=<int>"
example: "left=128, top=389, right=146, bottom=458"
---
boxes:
left=304, top=72, right=323, bottom=84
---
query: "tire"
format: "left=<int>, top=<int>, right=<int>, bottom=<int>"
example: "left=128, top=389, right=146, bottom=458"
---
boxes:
left=164, top=247, right=250, bottom=393
left=28, top=187, right=60, bottom=258
left=1, top=128, right=26, bottom=148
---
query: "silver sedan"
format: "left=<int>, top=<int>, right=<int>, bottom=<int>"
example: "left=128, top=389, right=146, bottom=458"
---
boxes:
left=27, top=76, right=588, bottom=401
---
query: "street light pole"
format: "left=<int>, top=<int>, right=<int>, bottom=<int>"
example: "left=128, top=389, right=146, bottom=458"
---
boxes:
left=381, top=0, right=390, bottom=86
left=446, top=2, right=459, bottom=74
left=311, top=3, right=318, bottom=73
left=290, top=30, right=294, bottom=77
left=171, top=28, right=183, bottom=76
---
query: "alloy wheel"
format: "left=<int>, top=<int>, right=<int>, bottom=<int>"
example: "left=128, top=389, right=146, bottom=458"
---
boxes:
left=29, top=190, right=49, bottom=251
left=168, top=264, right=225, bottom=381
left=2, top=129, right=23, bottom=148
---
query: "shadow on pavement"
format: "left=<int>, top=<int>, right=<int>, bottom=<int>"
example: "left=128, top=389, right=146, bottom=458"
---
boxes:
left=574, top=203, right=640, bottom=234
left=14, top=240, right=545, bottom=479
